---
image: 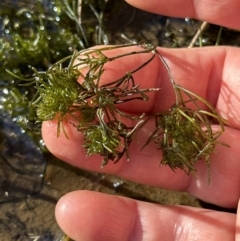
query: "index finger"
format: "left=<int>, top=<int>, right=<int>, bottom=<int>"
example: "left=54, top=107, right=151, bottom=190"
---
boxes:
left=126, top=0, right=240, bottom=29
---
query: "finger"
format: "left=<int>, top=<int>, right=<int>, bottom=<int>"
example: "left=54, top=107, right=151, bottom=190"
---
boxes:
left=126, top=0, right=240, bottom=29
left=55, top=191, right=236, bottom=241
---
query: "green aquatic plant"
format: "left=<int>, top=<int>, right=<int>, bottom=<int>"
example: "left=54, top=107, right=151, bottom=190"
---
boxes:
left=143, top=52, right=227, bottom=182
left=8, top=41, right=226, bottom=181
left=11, top=43, right=159, bottom=166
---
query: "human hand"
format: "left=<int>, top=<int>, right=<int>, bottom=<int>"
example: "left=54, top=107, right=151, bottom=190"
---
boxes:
left=42, top=0, right=240, bottom=240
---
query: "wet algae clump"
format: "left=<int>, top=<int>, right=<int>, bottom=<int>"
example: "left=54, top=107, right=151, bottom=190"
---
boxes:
left=15, top=43, right=160, bottom=166
left=16, top=42, right=226, bottom=182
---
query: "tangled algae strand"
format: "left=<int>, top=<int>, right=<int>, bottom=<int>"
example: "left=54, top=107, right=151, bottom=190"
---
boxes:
left=11, top=42, right=159, bottom=167
left=143, top=50, right=227, bottom=182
